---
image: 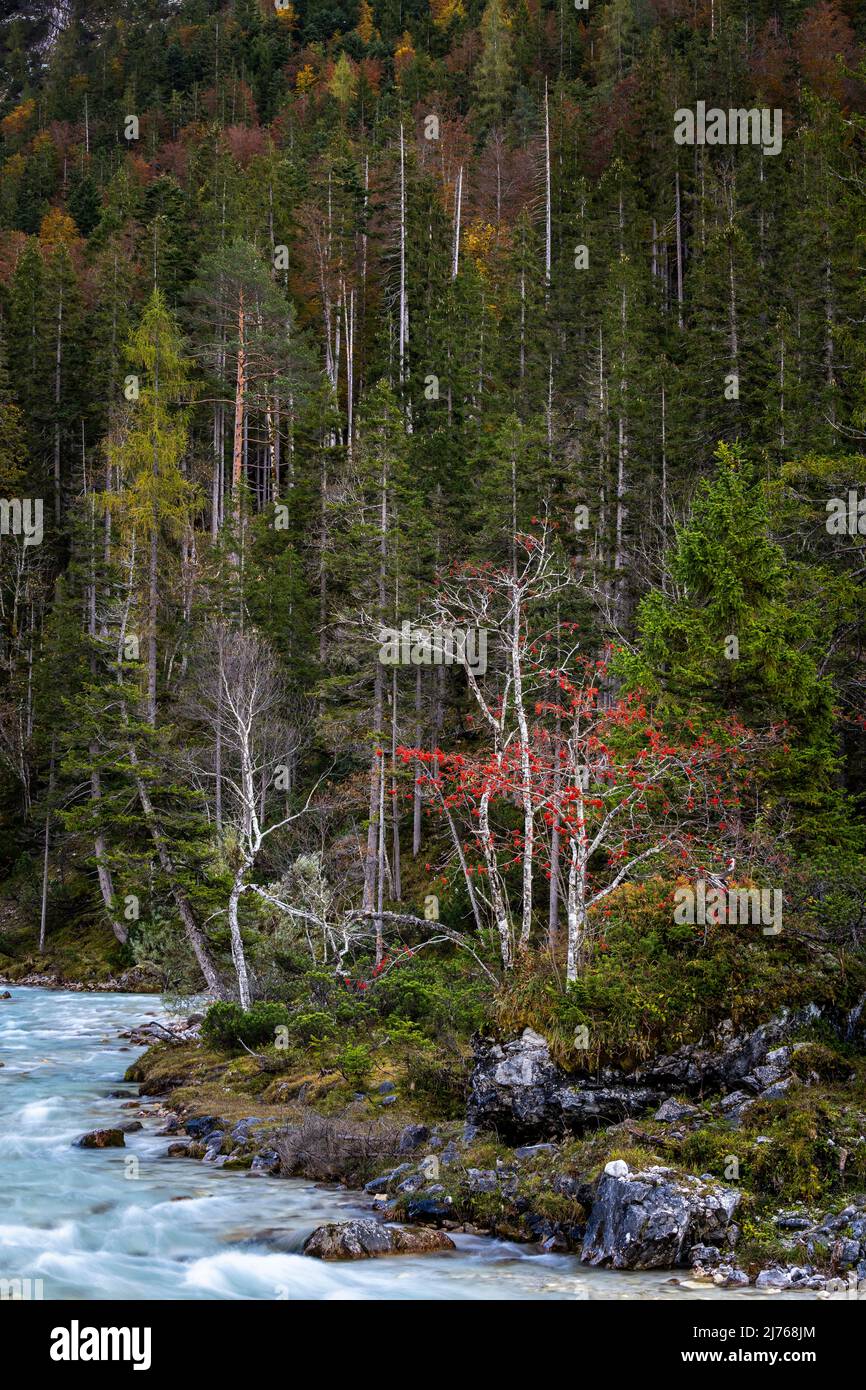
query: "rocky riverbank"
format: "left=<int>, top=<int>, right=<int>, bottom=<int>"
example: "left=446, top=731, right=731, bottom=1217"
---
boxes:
left=117, top=1005, right=866, bottom=1290
left=0, top=966, right=163, bottom=993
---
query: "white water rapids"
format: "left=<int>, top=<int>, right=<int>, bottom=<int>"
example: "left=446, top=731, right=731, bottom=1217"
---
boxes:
left=0, top=986, right=814, bottom=1300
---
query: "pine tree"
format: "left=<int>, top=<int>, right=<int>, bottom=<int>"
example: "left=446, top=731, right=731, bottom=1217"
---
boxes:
left=473, top=0, right=515, bottom=136
left=624, top=444, right=856, bottom=850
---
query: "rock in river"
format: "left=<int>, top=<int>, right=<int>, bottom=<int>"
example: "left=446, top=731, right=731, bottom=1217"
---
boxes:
left=74, top=1128, right=126, bottom=1149
left=580, top=1162, right=741, bottom=1270
left=303, top=1219, right=455, bottom=1260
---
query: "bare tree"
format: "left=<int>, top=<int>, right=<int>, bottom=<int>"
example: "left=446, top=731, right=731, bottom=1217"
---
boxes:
left=192, top=622, right=318, bottom=1007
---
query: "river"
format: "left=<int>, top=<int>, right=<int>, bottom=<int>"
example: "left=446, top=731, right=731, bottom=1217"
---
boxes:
left=0, top=986, right=811, bottom=1301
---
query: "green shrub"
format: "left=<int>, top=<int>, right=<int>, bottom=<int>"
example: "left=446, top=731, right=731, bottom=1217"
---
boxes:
left=404, top=1051, right=466, bottom=1118
left=201, top=1000, right=291, bottom=1052
left=790, top=1043, right=853, bottom=1084
left=746, top=1099, right=839, bottom=1202
left=493, top=876, right=844, bottom=1067
left=335, top=1042, right=373, bottom=1091
left=289, top=1009, right=337, bottom=1044
left=373, top=958, right=488, bottom=1036
left=383, top=1017, right=432, bottom=1051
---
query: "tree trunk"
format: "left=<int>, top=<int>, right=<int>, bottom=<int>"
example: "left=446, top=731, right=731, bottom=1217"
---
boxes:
left=674, top=166, right=684, bottom=329
left=566, top=838, right=587, bottom=984
left=147, top=343, right=160, bottom=727
left=38, top=737, right=56, bottom=953
left=452, top=165, right=463, bottom=280
left=228, top=873, right=252, bottom=1008
left=412, top=664, right=422, bottom=857
left=130, top=745, right=225, bottom=996
left=53, top=284, right=63, bottom=525
left=92, top=762, right=128, bottom=946
left=390, top=666, right=402, bottom=900
left=548, top=705, right=561, bottom=953
left=232, top=289, right=246, bottom=499
left=479, top=783, right=512, bottom=968
left=375, top=744, right=386, bottom=966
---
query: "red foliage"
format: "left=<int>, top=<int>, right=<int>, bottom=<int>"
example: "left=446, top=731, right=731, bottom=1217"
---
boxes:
left=750, top=20, right=793, bottom=107
left=793, top=1, right=859, bottom=105
left=223, top=124, right=267, bottom=168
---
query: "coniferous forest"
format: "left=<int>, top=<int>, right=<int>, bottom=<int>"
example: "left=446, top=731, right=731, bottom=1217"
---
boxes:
left=4, top=0, right=866, bottom=1316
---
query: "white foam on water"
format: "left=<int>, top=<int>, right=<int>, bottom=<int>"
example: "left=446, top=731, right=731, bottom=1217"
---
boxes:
left=0, top=986, right=815, bottom=1302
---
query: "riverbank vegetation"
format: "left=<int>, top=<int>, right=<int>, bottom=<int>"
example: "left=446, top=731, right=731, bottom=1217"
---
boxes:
left=2, top=2, right=866, bottom=1260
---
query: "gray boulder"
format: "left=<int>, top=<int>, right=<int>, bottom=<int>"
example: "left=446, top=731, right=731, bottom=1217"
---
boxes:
left=468, top=1011, right=823, bottom=1143
left=466, top=1168, right=499, bottom=1194
left=202, top=1130, right=226, bottom=1161
left=580, top=1162, right=741, bottom=1270
left=690, top=1243, right=722, bottom=1268
left=396, top=1173, right=426, bottom=1195
left=755, top=1267, right=796, bottom=1289
left=364, top=1164, right=413, bottom=1194
left=654, top=1098, right=701, bottom=1124
left=184, top=1115, right=225, bottom=1140
left=303, top=1219, right=455, bottom=1260
left=250, top=1148, right=281, bottom=1175
left=713, top=1264, right=751, bottom=1287
left=467, top=1029, right=665, bottom=1141
left=398, top=1124, right=430, bottom=1154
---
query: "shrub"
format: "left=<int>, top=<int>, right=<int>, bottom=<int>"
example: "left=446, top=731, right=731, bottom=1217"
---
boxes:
left=373, top=959, right=487, bottom=1036
left=201, top=1000, right=291, bottom=1052
left=404, top=1051, right=466, bottom=1118
left=493, top=876, right=841, bottom=1067
left=274, top=1113, right=400, bottom=1184
left=335, top=1041, right=372, bottom=1091
left=288, top=1009, right=337, bottom=1044
left=790, top=1043, right=854, bottom=1084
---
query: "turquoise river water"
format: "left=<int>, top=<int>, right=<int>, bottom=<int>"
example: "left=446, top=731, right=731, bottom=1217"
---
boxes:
left=0, top=986, right=816, bottom=1300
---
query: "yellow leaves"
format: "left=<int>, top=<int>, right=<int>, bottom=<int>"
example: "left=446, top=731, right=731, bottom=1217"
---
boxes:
left=464, top=218, right=497, bottom=276
left=274, top=1, right=298, bottom=29
left=430, top=0, right=466, bottom=28
left=2, top=152, right=26, bottom=183
left=1, top=100, right=35, bottom=140
left=397, top=29, right=417, bottom=83
left=328, top=52, right=358, bottom=106
left=105, top=289, right=198, bottom=540
left=38, top=208, right=80, bottom=253
left=356, top=0, right=378, bottom=44
left=295, top=64, right=318, bottom=93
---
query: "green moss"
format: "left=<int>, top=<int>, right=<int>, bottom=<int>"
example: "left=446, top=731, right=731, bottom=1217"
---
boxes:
left=736, top=1212, right=797, bottom=1271
left=669, top=1079, right=866, bottom=1215
left=790, top=1043, right=855, bottom=1084
left=589, top=1143, right=663, bottom=1178
left=1, top=916, right=129, bottom=985
left=491, top=878, right=866, bottom=1068
left=403, top=1051, right=467, bottom=1119
left=516, top=1173, right=586, bottom=1226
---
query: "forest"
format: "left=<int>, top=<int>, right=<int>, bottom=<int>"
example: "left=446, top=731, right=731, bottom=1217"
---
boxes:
left=2, top=0, right=866, bottom=1292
